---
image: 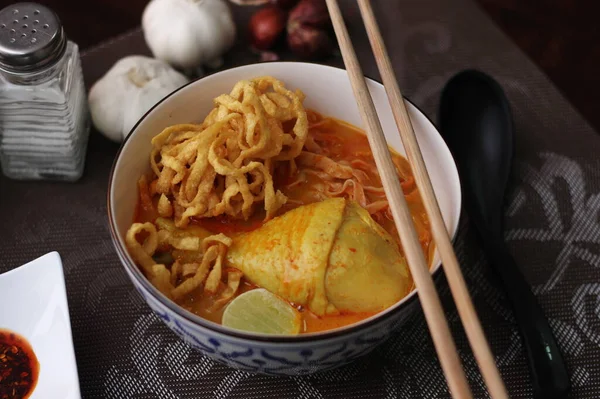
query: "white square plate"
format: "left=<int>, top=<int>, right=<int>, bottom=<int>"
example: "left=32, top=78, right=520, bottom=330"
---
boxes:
left=0, top=252, right=81, bottom=398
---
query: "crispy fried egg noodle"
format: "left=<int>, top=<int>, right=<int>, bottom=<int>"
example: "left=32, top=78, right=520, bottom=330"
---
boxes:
left=150, top=76, right=309, bottom=227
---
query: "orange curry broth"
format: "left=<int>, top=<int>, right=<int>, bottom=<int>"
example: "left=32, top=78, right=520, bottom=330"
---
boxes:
left=133, top=110, right=433, bottom=334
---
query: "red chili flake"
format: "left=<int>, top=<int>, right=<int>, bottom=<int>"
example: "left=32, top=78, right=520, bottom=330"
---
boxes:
left=0, top=329, right=39, bottom=399
left=349, top=248, right=356, bottom=253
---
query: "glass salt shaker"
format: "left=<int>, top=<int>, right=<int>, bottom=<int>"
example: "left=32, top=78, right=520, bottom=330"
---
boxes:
left=0, top=2, right=90, bottom=181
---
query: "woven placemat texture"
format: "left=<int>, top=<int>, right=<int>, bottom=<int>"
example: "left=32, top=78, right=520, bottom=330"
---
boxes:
left=1, top=0, right=599, bottom=397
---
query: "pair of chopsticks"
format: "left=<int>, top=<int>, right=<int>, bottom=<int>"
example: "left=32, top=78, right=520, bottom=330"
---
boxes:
left=324, top=1, right=509, bottom=398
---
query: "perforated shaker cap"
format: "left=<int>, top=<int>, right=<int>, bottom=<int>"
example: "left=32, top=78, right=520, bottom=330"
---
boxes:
left=0, top=2, right=66, bottom=73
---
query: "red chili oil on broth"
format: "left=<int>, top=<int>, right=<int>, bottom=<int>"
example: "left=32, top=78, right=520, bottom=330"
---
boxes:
left=134, top=110, right=433, bottom=333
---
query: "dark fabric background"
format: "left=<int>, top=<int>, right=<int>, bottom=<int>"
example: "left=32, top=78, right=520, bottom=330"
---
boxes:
left=6, top=0, right=599, bottom=133
left=1, top=1, right=600, bottom=398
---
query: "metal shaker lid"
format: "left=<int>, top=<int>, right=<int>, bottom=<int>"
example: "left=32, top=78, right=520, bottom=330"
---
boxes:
left=0, top=2, right=66, bottom=73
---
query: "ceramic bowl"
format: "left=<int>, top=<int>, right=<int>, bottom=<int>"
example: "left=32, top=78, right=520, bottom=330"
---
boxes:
left=107, top=62, right=461, bottom=375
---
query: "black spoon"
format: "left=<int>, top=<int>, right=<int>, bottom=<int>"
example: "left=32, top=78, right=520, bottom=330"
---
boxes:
left=438, top=70, right=570, bottom=399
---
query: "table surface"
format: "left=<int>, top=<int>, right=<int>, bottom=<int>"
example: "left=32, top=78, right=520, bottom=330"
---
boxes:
left=2, top=0, right=597, bottom=131
left=1, top=1, right=600, bottom=398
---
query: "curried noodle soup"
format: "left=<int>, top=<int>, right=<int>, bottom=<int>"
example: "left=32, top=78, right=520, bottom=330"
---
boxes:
left=126, top=77, right=432, bottom=334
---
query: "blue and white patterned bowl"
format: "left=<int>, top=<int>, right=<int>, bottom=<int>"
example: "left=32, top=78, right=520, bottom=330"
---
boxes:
left=108, top=62, right=461, bottom=375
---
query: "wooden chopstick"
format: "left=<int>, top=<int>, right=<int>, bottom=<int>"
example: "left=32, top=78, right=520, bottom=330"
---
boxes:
left=324, top=0, right=473, bottom=398
left=356, top=1, right=509, bottom=398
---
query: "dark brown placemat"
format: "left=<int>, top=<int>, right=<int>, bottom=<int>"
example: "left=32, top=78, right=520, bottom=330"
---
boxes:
left=2, top=0, right=600, bottom=398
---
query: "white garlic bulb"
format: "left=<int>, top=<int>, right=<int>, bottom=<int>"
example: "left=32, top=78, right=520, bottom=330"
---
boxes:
left=142, top=0, right=237, bottom=73
left=88, top=55, right=189, bottom=142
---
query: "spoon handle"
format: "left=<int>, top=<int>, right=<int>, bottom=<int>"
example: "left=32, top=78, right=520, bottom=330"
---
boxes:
left=486, top=238, right=570, bottom=399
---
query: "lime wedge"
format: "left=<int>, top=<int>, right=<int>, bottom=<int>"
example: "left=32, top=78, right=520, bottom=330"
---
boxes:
left=222, top=288, right=302, bottom=335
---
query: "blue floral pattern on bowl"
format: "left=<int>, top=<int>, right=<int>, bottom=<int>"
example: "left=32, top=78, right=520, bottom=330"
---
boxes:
left=129, top=268, right=417, bottom=376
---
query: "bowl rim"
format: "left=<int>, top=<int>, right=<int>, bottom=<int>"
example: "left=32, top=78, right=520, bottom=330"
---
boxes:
left=107, top=61, right=461, bottom=343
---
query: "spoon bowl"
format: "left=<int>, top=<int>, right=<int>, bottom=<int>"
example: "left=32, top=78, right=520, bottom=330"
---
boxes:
left=439, top=70, right=513, bottom=239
